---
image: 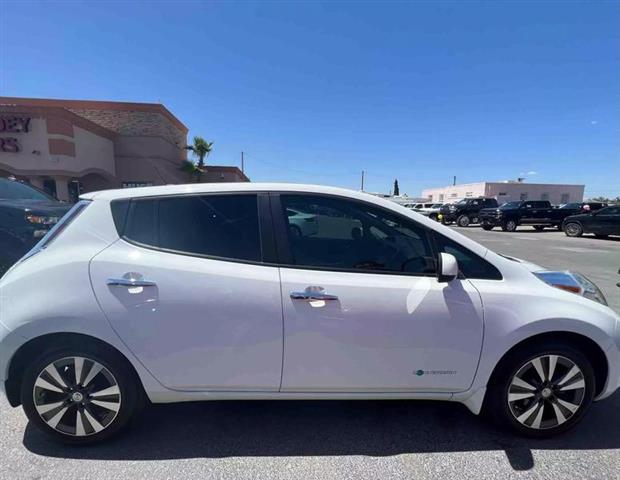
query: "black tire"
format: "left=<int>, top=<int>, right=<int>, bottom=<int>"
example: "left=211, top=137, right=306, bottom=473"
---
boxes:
left=456, top=215, right=470, bottom=227
left=564, top=222, right=583, bottom=237
left=501, top=219, right=518, bottom=232
left=429, top=213, right=438, bottom=221
left=471, top=216, right=480, bottom=225
left=533, top=225, right=545, bottom=231
left=481, top=225, right=494, bottom=231
left=485, top=342, right=595, bottom=438
left=21, top=342, right=141, bottom=445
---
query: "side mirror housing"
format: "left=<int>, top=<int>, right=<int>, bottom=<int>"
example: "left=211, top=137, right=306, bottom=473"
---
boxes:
left=438, top=252, right=458, bottom=283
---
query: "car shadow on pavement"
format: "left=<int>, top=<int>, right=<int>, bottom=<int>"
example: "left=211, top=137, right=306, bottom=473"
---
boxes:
left=23, top=391, right=620, bottom=472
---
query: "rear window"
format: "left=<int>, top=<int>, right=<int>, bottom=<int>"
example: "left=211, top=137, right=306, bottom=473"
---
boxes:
left=118, top=194, right=262, bottom=262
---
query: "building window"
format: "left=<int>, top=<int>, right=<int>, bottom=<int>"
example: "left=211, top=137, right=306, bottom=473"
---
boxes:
left=561, top=193, right=569, bottom=204
left=465, top=192, right=473, bottom=197
left=498, top=192, right=507, bottom=196
left=541, top=193, right=549, bottom=201
left=520, top=193, right=528, bottom=201
left=439, top=194, right=444, bottom=202
left=450, top=193, right=457, bottom=198
left=122, top=181, right=154, bottom=188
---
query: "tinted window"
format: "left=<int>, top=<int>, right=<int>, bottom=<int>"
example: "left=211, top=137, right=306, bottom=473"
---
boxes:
left=599, top=206, right=620, bottom=215
left=434, top=233, right=502, bottom=280
left=125, top=198, right=157, bottom=246
left=280, top=195, right=435, bottom=275
left=500, top=201, right=521, bottom=209
left=158, top=195, right=261, bottom=261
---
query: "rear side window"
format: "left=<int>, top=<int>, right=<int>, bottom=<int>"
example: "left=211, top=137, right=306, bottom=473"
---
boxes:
left=433, top=233, right=502, bottom=280
left=121, top=194, right=262, bottom=262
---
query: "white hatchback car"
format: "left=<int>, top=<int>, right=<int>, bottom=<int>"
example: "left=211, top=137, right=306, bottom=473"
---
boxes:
left=1, top=183, right=619, bottom=444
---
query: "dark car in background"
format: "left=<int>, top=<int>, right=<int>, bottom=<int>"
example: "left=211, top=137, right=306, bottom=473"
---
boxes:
left=438, top=197, right=498, bottom=227
left=563, top=205, right=620, bottom=238
left=0, top=178, right=72, bottom=275
left=478, top=200, right=606, bottom=232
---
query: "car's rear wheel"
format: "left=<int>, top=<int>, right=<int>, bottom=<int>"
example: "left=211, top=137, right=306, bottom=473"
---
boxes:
left=481, top=225, right=494, bottom=231
left=501, top=219, right=518, bottom=232
left=486, top=344, right=594, bottom=437
left=21, top=344, right=141, bottom=444
left=564, top=222, right=583, bottom=237
left=457, top=215, right=470, bottom=227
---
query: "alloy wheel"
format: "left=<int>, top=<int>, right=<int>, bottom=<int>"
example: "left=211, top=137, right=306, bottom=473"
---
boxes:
left=565, top=223, right=582, bottom=237
left=32, top=357, right=121, bottom=436
left=507, top=354, right=585, bottom=430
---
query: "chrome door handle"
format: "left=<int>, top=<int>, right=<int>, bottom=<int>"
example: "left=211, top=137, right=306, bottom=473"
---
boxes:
left=290, top=286, right=338, bottom=301
left=107, top=272, right=156, bottom=287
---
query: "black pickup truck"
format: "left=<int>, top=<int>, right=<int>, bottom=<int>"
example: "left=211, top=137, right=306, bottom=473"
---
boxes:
left=479, top=200, right=579, bottom=232
left=0, top=178, right=72, bottom=275
left=438, top=197, right=499, bottom=227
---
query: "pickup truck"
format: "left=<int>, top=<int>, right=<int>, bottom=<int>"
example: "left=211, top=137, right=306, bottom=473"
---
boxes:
left=438, top=197, right=498, bottom=227
left=479, top=200, right=594, bottom=232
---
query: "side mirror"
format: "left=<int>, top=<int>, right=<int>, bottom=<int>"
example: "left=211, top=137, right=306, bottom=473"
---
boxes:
left=438, top=252, right=458, bottom=283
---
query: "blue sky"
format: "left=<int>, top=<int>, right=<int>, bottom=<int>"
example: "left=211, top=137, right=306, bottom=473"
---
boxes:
left=1, top=1, right=618, bottom=198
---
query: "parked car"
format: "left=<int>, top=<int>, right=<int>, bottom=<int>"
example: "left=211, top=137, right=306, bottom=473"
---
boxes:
left=285, top=207, right=318, bottom=237
left=438, top=197, right=498, bottom=227
left=1, top=183, right=618, bottom=444
left=479, top=200, right=589, bottom=232
left=417, top=203, right=443, bottom=221
left=562, top=205, right=620, bottom=238
left=0, top=177, right=72, bottom=276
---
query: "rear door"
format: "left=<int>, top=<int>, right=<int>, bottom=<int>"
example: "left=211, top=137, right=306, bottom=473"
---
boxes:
left=90, top=193, right=284, bottom=391
left=273, top=194, right=485, bottom=393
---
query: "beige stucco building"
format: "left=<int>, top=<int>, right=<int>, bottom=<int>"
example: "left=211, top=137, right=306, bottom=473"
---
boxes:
left=422, top=181, right=585, bottom=205
left=0, top=97, right=248, bottom=201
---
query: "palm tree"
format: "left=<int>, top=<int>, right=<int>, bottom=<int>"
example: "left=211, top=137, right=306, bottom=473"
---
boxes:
left=186, top=136, right=213, bottom=168
left=184, top=137, right=213, bottom=181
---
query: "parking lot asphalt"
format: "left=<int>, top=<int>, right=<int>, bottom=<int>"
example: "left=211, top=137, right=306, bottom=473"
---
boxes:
left=1, top=226, right=619, bottom=480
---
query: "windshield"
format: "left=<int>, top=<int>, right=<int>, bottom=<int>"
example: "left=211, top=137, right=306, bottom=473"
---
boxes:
left=0, top=179, right=54, bottom=201
left=499, top=201, right=522, bottom=210
left=456, top=199, right=468, bottom=205
left=560, top=203, right=581, bottom=209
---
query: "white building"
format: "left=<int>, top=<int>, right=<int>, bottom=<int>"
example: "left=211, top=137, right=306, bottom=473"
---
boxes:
left=422, top=181, right=585, bottom=205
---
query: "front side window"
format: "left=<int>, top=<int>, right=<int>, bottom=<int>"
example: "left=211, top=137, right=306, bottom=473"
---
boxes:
left=434, top=233, right=502, bottom=280
left=122, top=194, right=262, bottom=262
left=280, top=195, right=435, bottom=275
left=598, top=206, right=620, bottom=215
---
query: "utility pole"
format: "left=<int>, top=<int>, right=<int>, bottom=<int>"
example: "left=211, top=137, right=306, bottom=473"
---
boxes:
left=453, top=175, right=456, bottom=186
left=241, top=151, right=244, bottom=173
left=361, top=170, right=365, bottom=191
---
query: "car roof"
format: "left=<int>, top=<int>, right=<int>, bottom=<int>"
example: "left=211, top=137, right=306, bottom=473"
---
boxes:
left=81, top=183, right=381, bottom=203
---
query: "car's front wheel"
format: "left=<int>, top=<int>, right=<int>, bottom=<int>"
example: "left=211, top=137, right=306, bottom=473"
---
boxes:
left=501, top=219, right=518, bottom=232
left=457, top=215, right=470, bottom=227
left=21, top=344, right=141, bottom=444
left=486, top=344, right=595, bottom=437
left=564, top=222, right=583, bottom=237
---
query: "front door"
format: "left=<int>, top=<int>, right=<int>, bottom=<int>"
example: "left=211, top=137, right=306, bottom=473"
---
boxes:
left=274, top=194, right=484, bottom=393
left=90, top=193, right=283, bottom=391
left=593, top=206, right=620, bottom=235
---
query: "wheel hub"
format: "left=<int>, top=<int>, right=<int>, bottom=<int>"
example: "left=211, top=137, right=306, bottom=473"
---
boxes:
left=71, top=391, right=84, bottom=403
left=540, top=387, right=553, bottom=399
